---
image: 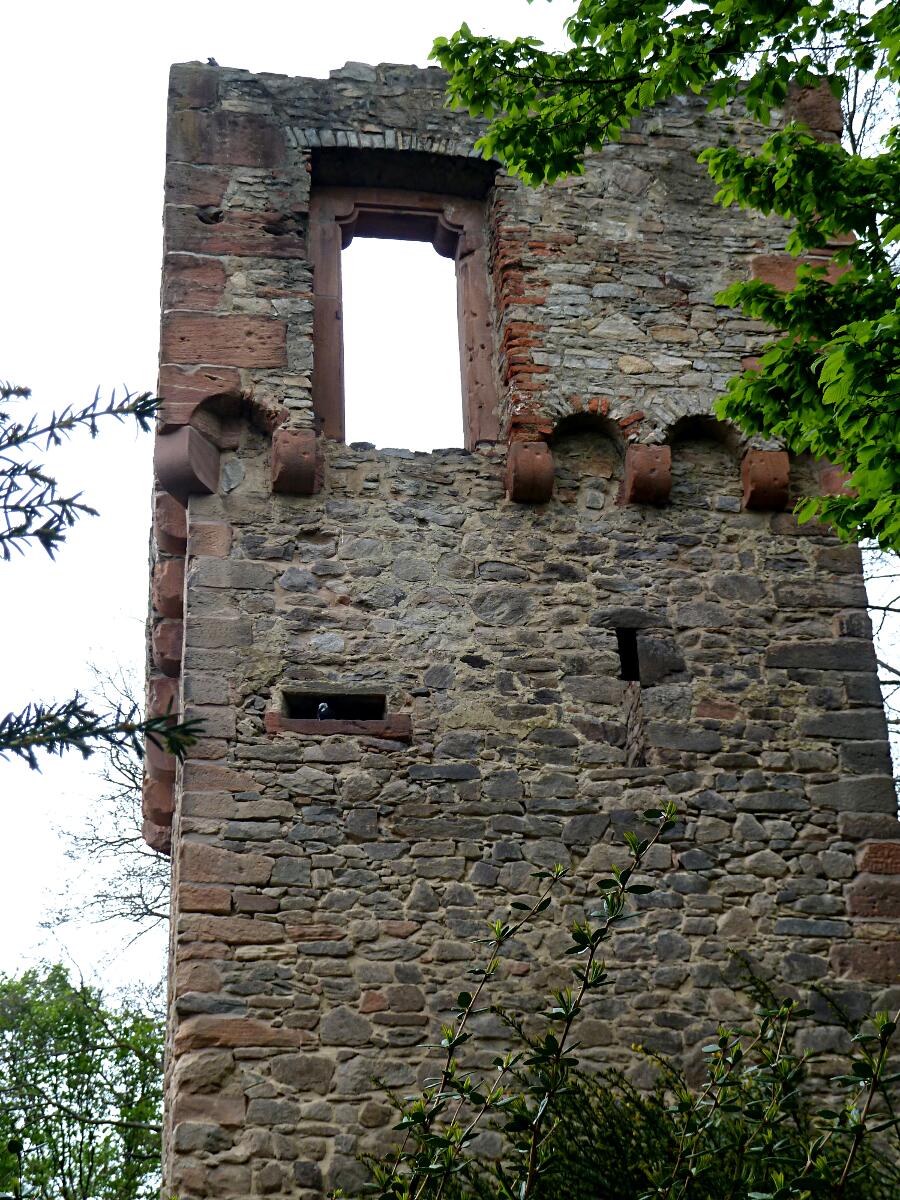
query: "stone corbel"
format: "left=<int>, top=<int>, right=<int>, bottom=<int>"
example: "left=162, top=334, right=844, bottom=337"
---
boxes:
left=142, top=817, right=172, bottom=856
left=504, top=440, right=555, bottom=503
left=619, top=445, right=672, bottom=505
left=145, top=737, right=176, bottom=783
left=152, top=619, right=184, bottom=677
left=154, top=425, right=220, bottom=505
left=741, top=449, right=790, bottom=511
left=154, top=490, right=187, bottom=554
left=272, top=426, right=324, bottom=495
left=819, top=462, right=853, bottom=496
left=142, top=776, right=175, bottom=826
left=151, top=557, right=186, bottom=619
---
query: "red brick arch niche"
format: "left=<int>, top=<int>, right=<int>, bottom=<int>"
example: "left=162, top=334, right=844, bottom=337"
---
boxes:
left=309, top=187, right=499, bottom=449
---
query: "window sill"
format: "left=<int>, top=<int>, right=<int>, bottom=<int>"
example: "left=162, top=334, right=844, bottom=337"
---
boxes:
left=264, top=711, right=412, bottom=742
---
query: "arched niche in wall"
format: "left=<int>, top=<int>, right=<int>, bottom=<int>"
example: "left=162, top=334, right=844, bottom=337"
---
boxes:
left=549, top=413, right=625, bottom=508
left=667, top=414, right=745, bottom=509
left=309, top=162, right=500, bottom=451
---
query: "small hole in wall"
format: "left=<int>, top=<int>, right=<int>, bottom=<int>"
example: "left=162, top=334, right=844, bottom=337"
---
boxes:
left=615, top=628, right=641, bottom=682
left=283, top=692, right=387, bottom=721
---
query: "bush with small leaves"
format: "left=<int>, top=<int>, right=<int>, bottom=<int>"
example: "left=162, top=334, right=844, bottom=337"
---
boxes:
left=345, top=807, right=899, bottom=1200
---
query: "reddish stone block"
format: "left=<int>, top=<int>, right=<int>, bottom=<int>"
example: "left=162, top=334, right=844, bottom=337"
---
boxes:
left=142, top=776, right=174, bottom=824
left=143, top=817, right=172, bottom=855
left=173, top=960, right=222, bottom=995
left=265, top=711, right=412, bottom=742
left=154, top=489, right=187, bottom=554
left=847, top=875, right=900, bottom=918
left=785, top=83, right=844, bottom=135
left=179, top=841, right=274, bottom=885
left=696, top=699, right=740, bottom=719
left=504, top=440, right=554, bottom=503
left=271, top=427, right=323, bottom=495
left=283, top=923, right=346, bottom=943
left=858, top=842, right=900, bottom=875
left=620, top=444, right=671, bottom=505
left=751, top=254, right=843, bottom=290
left=169, top=108, right=287, bottom=169
left=152, top=618, right=184, bottom=677
left=742, top=449, right=790, bottom=511
left=147, top=672, right=179, bottom=720
left=179, top=915, right=284, bottom=944
left=162, top=254, right=227, bottom=312
left=180, top=762, right=254, bottom=793
left=154, top=426, right=220, bottom=504
left=145, top=735, right=176, bottom=784
left=164, top=161, right=231, bottom=207
left=165, top=207, right=307, bottom=259
left=152, top=557, right=185, bottom=619
left=172, top=1094, right=246, bottom=1126
left=157, top=364, right=242, bottom=429
left=819, top=463, right=853, bottom=496
left=160, top=313, right=287, bottom=369
left=360, top=991, right=388, bottom=1013
left=830, top=940, right=900, bottom=984
left=187, top=520, right=233, bottom=558
left=174, top=1016, right=310, bottom=1054
left=180, top=884, right=232, bottom=914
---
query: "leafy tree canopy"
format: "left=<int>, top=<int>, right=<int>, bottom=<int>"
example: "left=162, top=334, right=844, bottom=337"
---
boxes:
left=0, top=964, right=163, bottom=1200
left=432, top=1, right=900, bottom=551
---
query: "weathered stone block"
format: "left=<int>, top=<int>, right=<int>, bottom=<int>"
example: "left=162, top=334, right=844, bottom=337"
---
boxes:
left=152, top=618, right=183, bottom=677
left=161, top=313, right=287, bottom=368
left=807, top=775, right=897, bottom=814
left=847, top=875, right=900, bottom=918
left=766, top=639, right=875, bottom=671
left=831, top=941, right=900, bottom=983
left=858, top=842, right=900, bottom=874
left=169, top=107, right=287, bottom=168
left=179, top=842, right=274, bottom=885
left=152, top=557, right=185, bottom=619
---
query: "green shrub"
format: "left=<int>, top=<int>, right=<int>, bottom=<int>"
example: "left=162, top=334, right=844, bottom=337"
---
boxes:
left=343, top=808, right=899, bottom=1200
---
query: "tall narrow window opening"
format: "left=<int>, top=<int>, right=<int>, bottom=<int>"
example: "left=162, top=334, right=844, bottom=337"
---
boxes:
left=309, top=186, right=498, bottom=450
left=615, top=627, right=641, bottom=682
left=342, top=239, right=463, bottom=450
left=615, top=627, right=647, bottom=766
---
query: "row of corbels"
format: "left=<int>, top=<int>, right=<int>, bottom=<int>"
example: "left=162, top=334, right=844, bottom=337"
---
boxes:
left=503, top=441, right=838, bottom=511
left=154, top=418, right=843, bottom=514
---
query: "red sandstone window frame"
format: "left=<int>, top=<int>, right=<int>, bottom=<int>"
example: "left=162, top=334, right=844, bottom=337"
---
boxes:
left=309, top=186, right=498, bottom=449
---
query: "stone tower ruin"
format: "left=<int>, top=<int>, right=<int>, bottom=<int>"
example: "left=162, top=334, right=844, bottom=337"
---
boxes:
left=144, top=60, right=899, bottom=1199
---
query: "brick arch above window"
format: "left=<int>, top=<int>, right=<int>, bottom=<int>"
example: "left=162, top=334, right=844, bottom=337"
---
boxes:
left=309, top=186, right=499, bottom=448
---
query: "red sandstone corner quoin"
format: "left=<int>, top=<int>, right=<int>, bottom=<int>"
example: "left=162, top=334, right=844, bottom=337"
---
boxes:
left=145, top=59, right=897, bottom=1200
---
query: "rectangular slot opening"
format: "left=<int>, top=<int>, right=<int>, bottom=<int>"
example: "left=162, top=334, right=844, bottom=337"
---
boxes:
left=615, top=628, right=641, bottom=683
left=283, top=692, right=387, bottom=721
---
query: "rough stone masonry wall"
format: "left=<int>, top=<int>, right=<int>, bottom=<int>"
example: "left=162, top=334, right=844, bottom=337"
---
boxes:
left=146, top=61, right=900, bottom=1200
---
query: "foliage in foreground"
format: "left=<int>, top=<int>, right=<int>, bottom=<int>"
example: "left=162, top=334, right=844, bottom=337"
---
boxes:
left=432, top=1, right=900, bottom=551
left=0, top=964, right=163, bottom=1200
left=348, top=808, right=899, bottom=1200
left=0, top=380, right=199, bottom=769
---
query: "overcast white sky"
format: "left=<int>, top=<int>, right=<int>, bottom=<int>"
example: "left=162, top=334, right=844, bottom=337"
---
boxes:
left=0, top=1, right=571, bottom=991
